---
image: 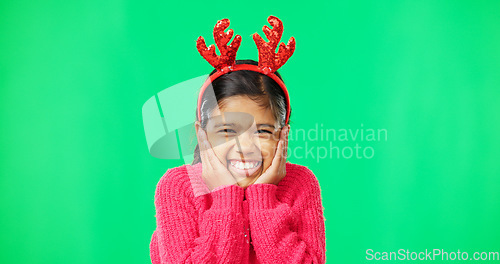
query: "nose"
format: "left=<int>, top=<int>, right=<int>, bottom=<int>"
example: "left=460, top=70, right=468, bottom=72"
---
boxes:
left=235, top=132, right=259, bottom=155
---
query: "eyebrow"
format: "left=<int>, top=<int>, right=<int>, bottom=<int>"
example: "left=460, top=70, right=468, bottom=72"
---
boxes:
left=213, top=123, right=276, bottom=129
left=214, top=123, right=236, bottom=128
left=257, top=124, right=276, bottom=129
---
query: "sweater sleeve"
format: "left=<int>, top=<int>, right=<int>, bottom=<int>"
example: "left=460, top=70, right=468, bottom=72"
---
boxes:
left=153, top=168, right=249, bottom=264
left=245, top=169, right=327, bottom=264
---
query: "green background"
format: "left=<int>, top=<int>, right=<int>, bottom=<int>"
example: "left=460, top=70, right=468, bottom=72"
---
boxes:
left=1, top=0, right=499, bottom=263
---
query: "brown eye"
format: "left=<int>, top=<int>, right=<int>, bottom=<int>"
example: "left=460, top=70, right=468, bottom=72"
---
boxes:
left=257, top=130, right=273, bottom=134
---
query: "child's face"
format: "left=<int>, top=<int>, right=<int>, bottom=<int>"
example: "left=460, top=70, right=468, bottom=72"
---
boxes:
left=204, top=95, right=282, bottom=188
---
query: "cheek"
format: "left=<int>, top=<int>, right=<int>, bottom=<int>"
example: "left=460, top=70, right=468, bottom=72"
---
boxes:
left=208, top=133, right=237, bottom=147
left=259, top=140, right=278, bottom=162
left=207, top=133, right=236, bottom=156
left=210, top=141, right=232, bottom=165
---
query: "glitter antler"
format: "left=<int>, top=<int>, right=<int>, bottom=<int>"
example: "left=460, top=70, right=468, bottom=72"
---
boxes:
left=196, top=19, right=242, bottom=71
left=253, top=16, right=296, bottom=74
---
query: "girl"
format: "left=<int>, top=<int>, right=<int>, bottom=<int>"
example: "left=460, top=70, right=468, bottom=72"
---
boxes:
left=150, top=17, right=326, bottom=264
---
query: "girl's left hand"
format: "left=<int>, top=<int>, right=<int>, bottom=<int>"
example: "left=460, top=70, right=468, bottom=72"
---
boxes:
left=254, top=125, right=290, bottom=186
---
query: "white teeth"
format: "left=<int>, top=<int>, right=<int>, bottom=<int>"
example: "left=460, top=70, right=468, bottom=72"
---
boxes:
left=230, top=160, right=260, bottom=170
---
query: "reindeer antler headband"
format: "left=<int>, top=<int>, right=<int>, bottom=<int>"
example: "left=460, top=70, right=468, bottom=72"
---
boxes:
left=196, top=15, right=295, bottom=125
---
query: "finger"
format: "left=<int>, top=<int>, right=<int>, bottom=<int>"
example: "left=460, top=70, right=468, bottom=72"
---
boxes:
left=284, top=125, right=289, bottom=159
left=281, top=140, right=287, bottom=170
left=279, top=140, right=287, bottom=176
left=200, top=129, right=217, bottom=168
left=280, top=127, right=289, bottom=170
left=199, top=128, right=229, bottom=171
left=268, top=140, right=284, bottom=173
left=278, top=126, right=287, bottom=160
left=203, top=138, right=237, bottom=185
left=279, top=160, right=286, bottom=176
left=197, top=127, right=209, bottom=151
left=198, top=129, right=215, bottom=171
left=206, top=144, right=225, bottom=169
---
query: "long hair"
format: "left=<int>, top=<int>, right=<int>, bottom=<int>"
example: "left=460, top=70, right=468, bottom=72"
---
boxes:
left=191, top=59, right=292, bottom=165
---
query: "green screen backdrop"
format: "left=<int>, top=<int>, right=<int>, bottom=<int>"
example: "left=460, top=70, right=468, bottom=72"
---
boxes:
left=1, top=0, right=499, bottom=263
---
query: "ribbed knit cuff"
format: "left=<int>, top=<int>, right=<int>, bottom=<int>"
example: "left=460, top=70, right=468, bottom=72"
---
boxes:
left=245, top=183, right=279, bottom=210
left=210, top=184, right=245, bottom=211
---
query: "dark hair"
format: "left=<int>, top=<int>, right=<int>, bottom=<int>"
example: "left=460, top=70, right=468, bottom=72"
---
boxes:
left=191, top=59, right=292, bottom=165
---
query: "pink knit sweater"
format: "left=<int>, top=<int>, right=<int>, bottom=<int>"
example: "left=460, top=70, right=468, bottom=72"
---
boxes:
left=149, top=162, right=326, bottom=263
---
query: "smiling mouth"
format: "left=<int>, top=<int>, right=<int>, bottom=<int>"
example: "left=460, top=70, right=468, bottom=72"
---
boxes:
left=228, top=159, right=262, bottom=177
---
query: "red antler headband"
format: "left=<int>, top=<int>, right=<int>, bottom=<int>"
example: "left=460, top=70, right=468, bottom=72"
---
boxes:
left=196, top=15, right=295, bottom=125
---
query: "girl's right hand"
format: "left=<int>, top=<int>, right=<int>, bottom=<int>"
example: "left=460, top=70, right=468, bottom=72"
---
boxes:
left=196, top=126, right=238, bottom=192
